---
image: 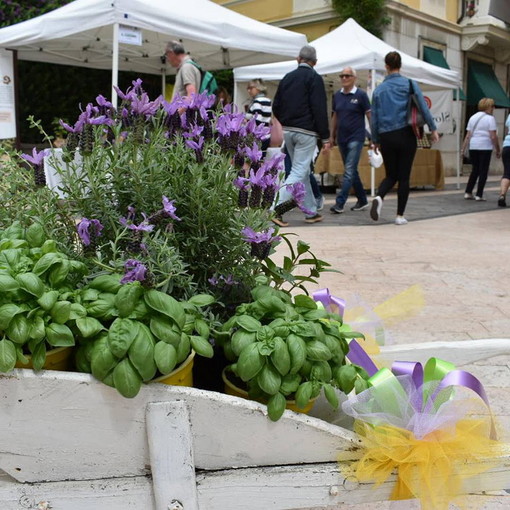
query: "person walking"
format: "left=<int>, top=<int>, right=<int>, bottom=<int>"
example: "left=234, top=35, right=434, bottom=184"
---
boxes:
left=245, top=79, right=272, bottom=155
left=166, top=41, right=201, bottom=100
left=461, top=98, right=501, bottom=201
left=370, top=51, right=439, bottom=225
left=497, top=112, right=510, bottom=207
left=271, top=45, right=331, bottom=227
left=329, top=67, right=371, bottom=214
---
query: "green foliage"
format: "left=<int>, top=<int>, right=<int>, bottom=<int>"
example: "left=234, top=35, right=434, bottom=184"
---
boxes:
left=331, top=0, right=390, bottom=38
left=260, top=235, right=340, bottom=295
left=74, top=276, right=218, bottom=398
left=0, top=0, right=73, bottom=28
left=0, top=221, right=88, bottom=372
left=217, top=284, right=368, bottom=421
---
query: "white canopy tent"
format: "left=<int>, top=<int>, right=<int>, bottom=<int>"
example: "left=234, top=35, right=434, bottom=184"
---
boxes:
left=234, top=18, right=459, bottom=94
left=0, top=0, right=307, bottom=106
left=234, top=18, right=462, bottom=190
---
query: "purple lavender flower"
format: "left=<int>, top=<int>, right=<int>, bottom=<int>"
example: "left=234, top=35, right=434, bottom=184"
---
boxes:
left=248, top=166, right=267, bottom=188
left=185, top=137, right=205, bottom=152
left=221, top=274, right=237, bottom=286
left=241, top=226, right=281, bottom=260
left=208, top=276, right=219, bottom=286
left=244, top=142, right=262, bottom=164
left=162, top=196, right=181, bottom=221
left=183, top=124, right=204, bottom=139
left=77, top=218, right=104, bottom=246
left=284, top=182, right=314, bottom=216
left=241, top=226, right=281, bottom=244
left=131, top=92, right=162, bottom=117
left=119, top=215, right=154, bottom=232
left=120, top=259, right=148, bottom=284
left=21, top=147, right=47, bottom=166
left=233, top=177, right=249, bottom=190
left=252, top=122, right=271, bottom=141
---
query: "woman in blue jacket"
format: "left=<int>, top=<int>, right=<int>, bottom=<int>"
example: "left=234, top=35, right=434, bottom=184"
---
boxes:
left=370, top=51, right=439, bottom=225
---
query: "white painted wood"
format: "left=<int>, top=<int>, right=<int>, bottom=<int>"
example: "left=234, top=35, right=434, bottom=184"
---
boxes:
left=0, top=339, right=508, bottom=509
left=377, top=338, right=510, bottom=367
left=146, top=401, right=198, bottom=510
left=1, top=455, right=509, bottom=510
left=0, top=370, right=360, bottom=483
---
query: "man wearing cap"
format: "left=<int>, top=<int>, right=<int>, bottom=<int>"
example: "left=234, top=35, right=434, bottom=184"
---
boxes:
left=165, top=40, right=201, bottom=100
left=272, top=45, right=330, bottom=226
left=329, top=67, right=371, bottom=215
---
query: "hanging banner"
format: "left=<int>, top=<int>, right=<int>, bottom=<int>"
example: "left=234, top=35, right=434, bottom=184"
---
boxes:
left=0, top=48, right=16, bottom=140
left=424, top=90, right=453, bottom=134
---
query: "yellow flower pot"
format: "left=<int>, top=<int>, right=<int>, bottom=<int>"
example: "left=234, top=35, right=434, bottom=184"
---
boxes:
left=15, top=346, right=73, bottom=371
left=152, top=351, right=195, bottom=387
left=222, top=368, right=315, bottom=414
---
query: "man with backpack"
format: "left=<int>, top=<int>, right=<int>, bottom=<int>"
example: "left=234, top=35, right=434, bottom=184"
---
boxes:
left=166, top=40, right=205, bottom=99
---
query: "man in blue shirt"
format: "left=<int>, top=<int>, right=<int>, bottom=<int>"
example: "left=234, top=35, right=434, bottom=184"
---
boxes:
left=329, top=67, right=371, bottom=214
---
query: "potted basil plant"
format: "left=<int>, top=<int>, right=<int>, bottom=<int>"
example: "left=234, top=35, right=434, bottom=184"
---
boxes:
left=0, top=221, right=88, bottom=373
left=73, top=273, right=216, bottom=398
left=215, top=284, right=369, bottom=421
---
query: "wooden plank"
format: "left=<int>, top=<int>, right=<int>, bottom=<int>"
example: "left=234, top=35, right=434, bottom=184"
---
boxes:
left=0, top=370, right=361, bottom=483
left=146, top=401, right=198, bottom=510
left=1, top=455, right=508, bottom=510
left=376, top=338, right=510, bottom=367
left=0, top=472, right=154, bottom=510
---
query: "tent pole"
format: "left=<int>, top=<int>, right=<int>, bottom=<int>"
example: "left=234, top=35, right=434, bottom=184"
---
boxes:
left=162, top=71, right=166, bottom=99
left=456, top=88, right=461, bottom=190
left=112, top=23, right=119, bottom=109
left=370, top=68, right=376, bottom=197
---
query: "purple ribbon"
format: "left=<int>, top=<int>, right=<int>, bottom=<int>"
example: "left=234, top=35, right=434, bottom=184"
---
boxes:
left=347, top=340, right=497, bottom=439
left=312, top=288, right=345, bottom=318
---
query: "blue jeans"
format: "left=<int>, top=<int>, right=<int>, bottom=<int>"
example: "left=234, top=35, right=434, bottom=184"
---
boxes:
left=277, top=131, right=318, bottom=215
left=335, top=140, right=367, bottom=208
left=283, top=146, right=322, bottom=199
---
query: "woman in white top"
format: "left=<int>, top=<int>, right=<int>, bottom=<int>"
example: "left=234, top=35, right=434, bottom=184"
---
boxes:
left=498, top=113, right=510, bottom=207
left=461, top=97, right=501, bottom=200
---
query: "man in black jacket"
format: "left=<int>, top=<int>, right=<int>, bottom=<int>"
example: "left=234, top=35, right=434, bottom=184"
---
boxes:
left=272, top=45, right=330, bottom=226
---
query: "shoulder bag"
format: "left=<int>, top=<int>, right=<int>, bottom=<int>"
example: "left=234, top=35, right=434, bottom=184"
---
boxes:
left=407, top=80, right=425, bottom=138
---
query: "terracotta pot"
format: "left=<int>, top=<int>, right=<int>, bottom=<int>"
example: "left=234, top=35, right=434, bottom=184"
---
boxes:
left=152, top=351, right=195, bottom=387
left=15, top=346, right=73, bottom=371
left=222, top=368, right=315, bottom=414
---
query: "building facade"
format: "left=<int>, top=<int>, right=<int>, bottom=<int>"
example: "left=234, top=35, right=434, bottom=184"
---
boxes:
left=216, top=0, right=510, bottom=176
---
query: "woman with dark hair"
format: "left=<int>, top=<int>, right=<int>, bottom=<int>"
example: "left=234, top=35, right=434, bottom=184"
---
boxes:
left=370, top=51, right=439, bottom=225
left=461, top=97, right=501, bottom=201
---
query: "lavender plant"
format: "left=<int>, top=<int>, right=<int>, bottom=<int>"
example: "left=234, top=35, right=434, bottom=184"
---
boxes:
left=16, top=80, right=287, bottom=308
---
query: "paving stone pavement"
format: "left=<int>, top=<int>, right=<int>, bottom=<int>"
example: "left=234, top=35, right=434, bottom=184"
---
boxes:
left=273, top=175, right=510, bottom=509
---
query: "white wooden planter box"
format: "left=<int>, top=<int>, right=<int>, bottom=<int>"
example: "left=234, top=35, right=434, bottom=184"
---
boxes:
left=1, top=339, right=509, bottom=510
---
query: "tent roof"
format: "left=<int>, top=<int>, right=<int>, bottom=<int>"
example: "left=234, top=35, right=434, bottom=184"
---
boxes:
left=234, top=18, right=460, bottom=89
left=0, top=0, right=307, bottom=74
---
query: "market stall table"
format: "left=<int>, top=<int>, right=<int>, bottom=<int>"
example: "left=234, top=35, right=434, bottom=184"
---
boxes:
left=314, top=146, right=445, bottom=193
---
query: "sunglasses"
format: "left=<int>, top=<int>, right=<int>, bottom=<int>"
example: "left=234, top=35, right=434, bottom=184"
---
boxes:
left=339, top=74, right=354, bottom=79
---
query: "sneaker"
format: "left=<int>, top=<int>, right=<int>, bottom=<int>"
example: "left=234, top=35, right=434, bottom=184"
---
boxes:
left=370, top=196, right=383, bottom=221
left=395, top=216, right=408, bottom=225
left=316, top=196, right=324, bottom=211
left=464, top=193, right=474, bottom=200
left=304, top=214, right=323, bottom=224
left=272, top=216, right=289, bottom=227
left=498, top=195, right=507, bottom=207
left=350, top=201, right=369, bottom=211
left=329, top=205, right=344, bottom=214
left=475, top=196, right=486, bottom=201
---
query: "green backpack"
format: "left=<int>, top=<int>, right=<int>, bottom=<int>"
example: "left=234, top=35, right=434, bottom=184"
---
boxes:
left=189, top=60, right=219, bottom=95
